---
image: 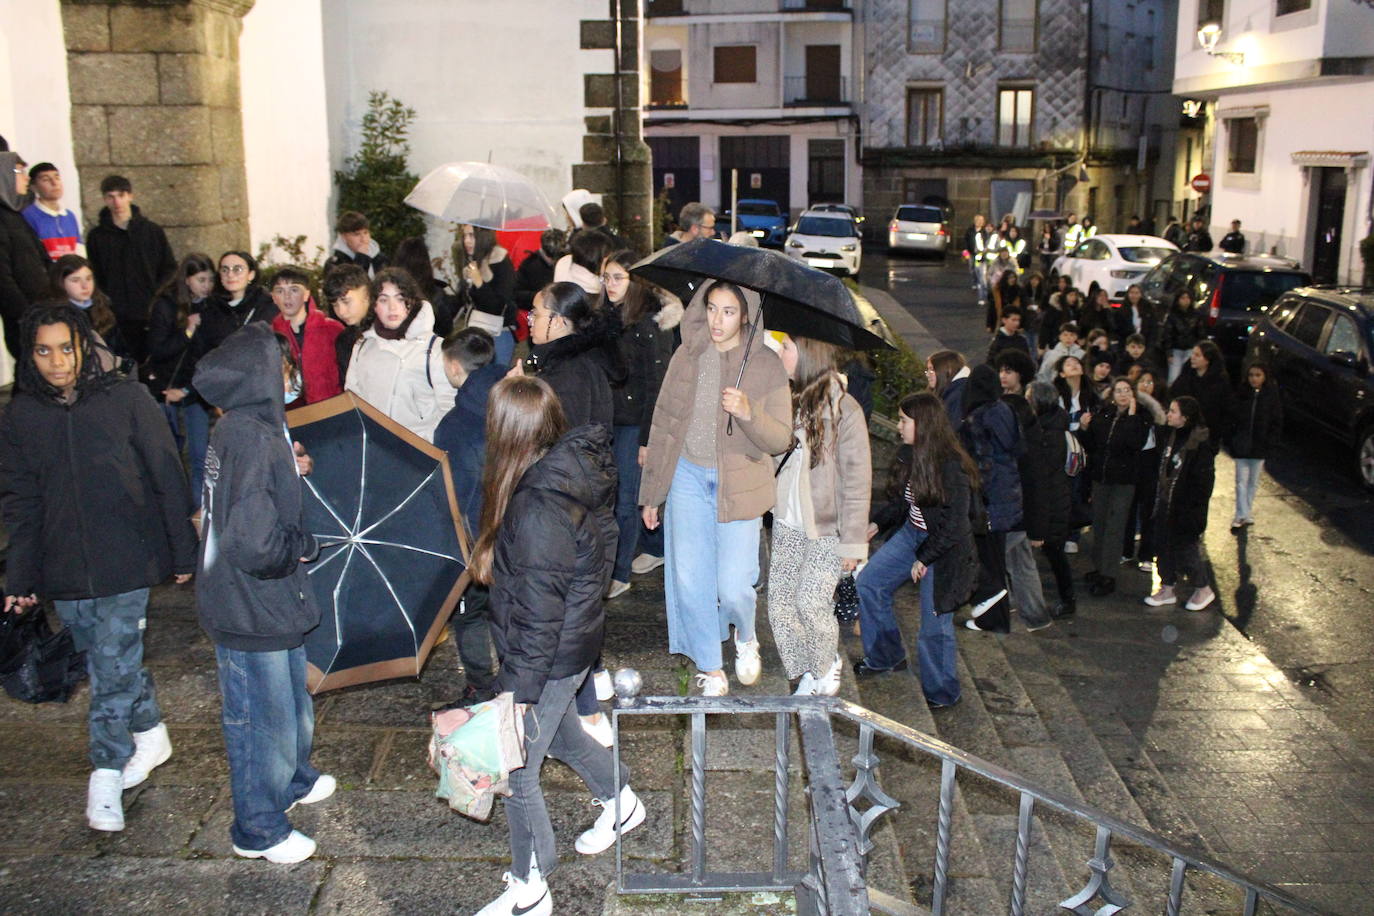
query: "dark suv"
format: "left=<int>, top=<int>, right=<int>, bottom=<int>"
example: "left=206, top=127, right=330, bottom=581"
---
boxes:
left=1140, top=252, right=1311, bottom=369
left=1246, top=287, right=1374, bottom=489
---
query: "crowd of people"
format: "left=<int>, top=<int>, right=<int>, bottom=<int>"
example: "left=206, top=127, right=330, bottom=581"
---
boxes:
left=0, top=142, right=1284, bottom=916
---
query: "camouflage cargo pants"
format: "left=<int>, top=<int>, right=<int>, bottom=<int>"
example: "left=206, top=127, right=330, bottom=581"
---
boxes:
left=53, top=588, right=159, bottom=770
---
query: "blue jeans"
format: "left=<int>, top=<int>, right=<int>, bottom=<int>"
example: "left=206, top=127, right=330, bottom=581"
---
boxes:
left=664, top=457, right=760, bottom=672
left=611, top=425, right=642, bottom=582
left=53, top=588, right=158, bottom=770
left=856, top=523, right=960, bottom=706
left=215, top=644, right=320, bottom=851
left=1234, top=458, right=1263, bottom=523
left=161, top=400, right=210, bottom=509
left=969, top=257, right=989, bottom=301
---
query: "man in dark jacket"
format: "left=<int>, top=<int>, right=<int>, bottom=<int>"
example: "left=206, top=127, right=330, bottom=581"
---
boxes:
left=0, top=151, right=49, bottom=358
left=86, top=175, right=176, bottom=362
left=0, top=304, right=197, bottom=833
left=434, top=328, right=504, bottom=703
left=994, top=350, right=1052, bottom=630
left=514, top=229, right=564, bottom=312
left=1219, top=219, right=1246, bottom=254
left=193, top=322, right=334, bottom=865
left=1183, top=217, right=1214, bottom=252
left=579, top=202, right=628, bottom=251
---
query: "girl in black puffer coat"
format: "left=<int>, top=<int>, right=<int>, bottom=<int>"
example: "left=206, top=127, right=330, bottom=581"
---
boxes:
left=526, top=282, right=626, bottom=430
left=1025, top=382, right=1076, bottom=617
left=1144, top=395, right=1217, bottom=612
left=958, top=365, right=1022, bottom=633
left=1228, top=362, right=1283, bottom=530
left=1160, top=289, right=1203, bottom=384
left=1078, top=377, right=1150, bottom=596
left=469, top=378, right=645, bottom=914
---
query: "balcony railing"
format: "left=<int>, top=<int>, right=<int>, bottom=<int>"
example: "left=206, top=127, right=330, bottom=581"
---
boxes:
left=610, top=691, right=1335, bottom=916
left=781, top=0, right=852, bottom=10
left=784, top=76, right=850, bottom=107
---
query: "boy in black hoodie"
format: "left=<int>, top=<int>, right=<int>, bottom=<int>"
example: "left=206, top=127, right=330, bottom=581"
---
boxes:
left=0, top=304, right=197, bottom=833
left=192, top=323, right=334, bottom=865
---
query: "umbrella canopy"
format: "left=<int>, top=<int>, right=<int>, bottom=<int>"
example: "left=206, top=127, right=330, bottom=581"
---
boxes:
left=287, top=393, right=470, bottom=693
left=630, top=239, right=893, bottom=351
left=405, top=161, right=561, bottom=231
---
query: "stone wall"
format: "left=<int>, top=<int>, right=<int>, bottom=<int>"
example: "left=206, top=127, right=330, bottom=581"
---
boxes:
left=61, top=0, right=253, bottom=259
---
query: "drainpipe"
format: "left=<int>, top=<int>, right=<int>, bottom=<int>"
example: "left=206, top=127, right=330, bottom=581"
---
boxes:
left=1083, top=0, right=1094, bottom=202
left=613, top=0, right=626, bottom=231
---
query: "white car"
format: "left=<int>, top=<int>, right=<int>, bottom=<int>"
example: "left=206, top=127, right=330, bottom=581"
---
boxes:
left=785, top=210, right=862, bottom=276
left=1050, top=234, right=1178, bottom=301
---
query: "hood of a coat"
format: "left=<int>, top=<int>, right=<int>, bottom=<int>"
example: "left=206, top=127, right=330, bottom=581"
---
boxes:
left=519, top=424, right=616, bottom=513
left=680, top=279, right=766, bottom=358
left=1036, top=405, right=1070, bottom=433
left=964, top=364, right=1003, bottom=414
left=454, top=362, right=505, bottom=421
left=332, top=233, right=381, bottom=260
left=97, top=203, right=144, bottom=228
left=363, top=299, right=435, bottom=342
left=0, top=153, right=22, bottom=211
left=654, top=294, right=685, bottom=331
left=192, top=322, right=285, bottom=422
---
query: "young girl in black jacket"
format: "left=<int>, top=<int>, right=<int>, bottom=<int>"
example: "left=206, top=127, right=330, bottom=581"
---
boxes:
left=470, top=377, right=645, bottom=916
left=1144, top=396, right=1217, bottom=611
left=1078, top=377, right=1150, bottom=596
left=1228, top=362, right=1283, bottom=531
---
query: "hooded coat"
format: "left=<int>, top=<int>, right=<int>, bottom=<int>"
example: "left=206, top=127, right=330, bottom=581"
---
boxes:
left=639, top=280, right=793, bottom=522
left=914, top=456, right=979, bottom=614
left=0, top=152, right=48, bottom=330
left=197, top=284, right=277, bottom=356
left=958, top=365, right=1023, bottom=532
left=344, top=300, right=455, bottom=442
left=489, top=425, right=617, bottom=703
left=434, top=361, right=506, bottom=534
left=271, top=297, right=345, bottom=405
left=613, top=293, right=684, bottom=437
left=0, top=365, right=197, bottom=600
left=193, top=323, right=319, bottom=651
left=326, top=234, right=388, bottom=278
left=530, top=307, right=626, bottom=430
left=1229, top=381, right=1283, bottom=459
left=85, top=203, right=176, bottom=322
left=1170, top=366, right=1236, bottom=442
left=1153, top=424, right=1215, bottom=540
left=1024, top=405, right=1072, bottom=544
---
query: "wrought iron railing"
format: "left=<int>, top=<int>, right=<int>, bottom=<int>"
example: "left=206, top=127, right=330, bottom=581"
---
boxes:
left=784, top=76, right=850, bottom=107
left=609, top=689, right=1334, bottom=915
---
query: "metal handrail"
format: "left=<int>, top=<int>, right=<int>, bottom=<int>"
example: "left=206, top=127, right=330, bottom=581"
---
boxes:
left=610, top=691, right=1335, bottom=915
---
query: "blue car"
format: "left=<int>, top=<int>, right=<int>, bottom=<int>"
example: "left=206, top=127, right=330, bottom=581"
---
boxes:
left=729, top=199, right=788, bottom=248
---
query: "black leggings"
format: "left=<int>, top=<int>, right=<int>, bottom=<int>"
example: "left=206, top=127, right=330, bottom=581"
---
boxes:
left=1041, top=541, right=1075, bottom=604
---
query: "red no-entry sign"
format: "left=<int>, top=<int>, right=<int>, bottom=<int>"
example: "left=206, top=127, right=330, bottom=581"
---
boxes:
left=1191, top=173, right=1212, bottom=193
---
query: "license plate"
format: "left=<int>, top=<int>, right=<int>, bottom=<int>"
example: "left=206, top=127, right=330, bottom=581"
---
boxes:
left=907, top=233, right=928, bottom=240
left=806, top=258, right=836, bottom=268
left=751, top=230, right=766, bottom=238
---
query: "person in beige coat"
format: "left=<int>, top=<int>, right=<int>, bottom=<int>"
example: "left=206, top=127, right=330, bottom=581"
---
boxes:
left=639, top=280, right=791, bottom=696
left=768, top=333, right=871, bottom=697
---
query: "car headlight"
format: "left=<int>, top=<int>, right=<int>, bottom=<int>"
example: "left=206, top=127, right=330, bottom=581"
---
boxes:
left=841, top=244, right=857, bottom=252
left=788, top=240, right=803, bottom=248
left=1109, top=269, right=1136, bottom=278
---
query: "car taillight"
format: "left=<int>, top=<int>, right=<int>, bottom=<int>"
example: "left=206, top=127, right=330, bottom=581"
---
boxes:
left=889, top=221, right=899, bottom=232
left=1206, top=275, right=1224, bottom=326
left=937, top=226, right=948, bottom=236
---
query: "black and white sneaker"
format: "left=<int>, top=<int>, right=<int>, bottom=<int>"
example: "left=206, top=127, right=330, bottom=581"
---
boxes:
left=574, top=785, right=645, bottom=855
left=473, top=865, right=550, bottom=916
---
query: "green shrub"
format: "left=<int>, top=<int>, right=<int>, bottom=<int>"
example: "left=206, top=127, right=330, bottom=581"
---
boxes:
left=255, top=234, right=328, bottom=297
left=871, top=336, right=926, bottom=422
left=334, top=91, right=426, bottom=257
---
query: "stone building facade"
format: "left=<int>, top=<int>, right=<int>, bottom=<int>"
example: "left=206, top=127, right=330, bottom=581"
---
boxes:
left=862, top=0, right=1180, bottom=236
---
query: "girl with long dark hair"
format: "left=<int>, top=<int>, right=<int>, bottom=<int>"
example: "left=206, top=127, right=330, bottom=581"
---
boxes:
left=958, top=365, right=1022, bottom=633
left=453, top=224, right=517, bottom=367
left=1228, top=361, right=1282, bottom=532
left=768, top=334, right=871, bottom=696
left=146, top=252, right=216, bottom=508
left=1160, top=289, right=1202, bottom=384
left=393, top=235, right=457, bottom=338
left=1077, top=377, right=1149, bottom=596
left=1144, top=396, right=1217, bottom=611
left=924, top=348, right=970, bottom=426
left=854, top=392, right=977, bottom=707
left=1170, top=339, right=1234, bottom=442
left=44, top=254, right=127, bottom=367
left=470, top=377, right=645, bottom=916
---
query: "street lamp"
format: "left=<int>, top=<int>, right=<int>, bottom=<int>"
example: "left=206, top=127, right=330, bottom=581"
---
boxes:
left=1197, top=22, right=1244, bottom=64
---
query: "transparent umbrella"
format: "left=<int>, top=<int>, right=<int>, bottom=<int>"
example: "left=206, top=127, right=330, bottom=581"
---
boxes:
left=404, top=161, right=561, bottom=230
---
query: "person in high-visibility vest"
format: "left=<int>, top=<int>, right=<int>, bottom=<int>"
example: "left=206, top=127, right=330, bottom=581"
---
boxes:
left=962, top=214, right=998, bottom=303
left=1082, top=216, right=1098, bottom=240
left=1002, top=225, right=1030, bottom=271
left=1062, top=213, right=1084, bottom=252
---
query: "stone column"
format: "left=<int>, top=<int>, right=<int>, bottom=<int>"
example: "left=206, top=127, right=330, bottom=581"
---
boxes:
left=575, top=0, right=653, bottom=256
left=60, top=0, right=254, bottom=259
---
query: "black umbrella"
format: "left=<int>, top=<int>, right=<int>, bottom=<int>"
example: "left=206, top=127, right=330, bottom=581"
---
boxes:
left=287, top=393, right=470, bottom=693
left=631, top=239, right=894, bottom=351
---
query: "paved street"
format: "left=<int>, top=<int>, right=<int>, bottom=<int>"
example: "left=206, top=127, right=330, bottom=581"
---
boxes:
left=2, top=255, right=1373, bottom=914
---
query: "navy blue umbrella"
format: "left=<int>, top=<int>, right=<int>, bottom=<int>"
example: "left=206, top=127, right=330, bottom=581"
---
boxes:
left=630, top=239, right=894, bottom=351
left=287, top=393, right=470, bottom=693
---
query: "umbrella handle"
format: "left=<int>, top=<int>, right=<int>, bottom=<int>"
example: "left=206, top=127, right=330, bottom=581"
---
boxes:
left=725, top=316, right=760, bottom=437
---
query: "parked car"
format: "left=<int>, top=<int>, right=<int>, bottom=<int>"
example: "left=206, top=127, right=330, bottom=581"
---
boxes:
left=810, top=202, right=864, bottom=226
left=1246, top=287, right=1374, bottom=489
left=887, top=203, right=950, bottom=255
left=1051, top=234, right=1177, bottom=302
left=1140, top=251, right=1311, bottom=369
left=729, top=199, right=788, bottom=247
left=785, top=210, right=862, bottom=276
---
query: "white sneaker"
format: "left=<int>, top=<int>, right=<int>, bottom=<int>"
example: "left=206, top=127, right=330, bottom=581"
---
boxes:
left=606, top=579, right=631, bottom=600
left=970, top=589, right=1007, bottom=620
left=122, top=722, right=172, bottom=789
left=580, top=714, right=613, bottom=749
left=474, top=865, right=551, bottom=916
left=233, top=829, right=317, bottom=864
left=734, top=637, right=762, bottom=686
left=87, top=768, right=125, bottom=832
left=1144, top=587, right=1176, bottom=607
left=593, top=668, right=614, bottom=702
left=1185, top=587, right=1216, bottom=612
left=793, top=673, right=817, bottom=696
left=694, top=671, right=728, bottom=697
left=287, top=773, right=336, bottom=811
left=814, top=655, right=842, bottom=697
left=1064, top=541, right=1079, bottom=554
left=575, top=785, right=645, bottom=855
left=630, top=553, right=664, bottom=575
